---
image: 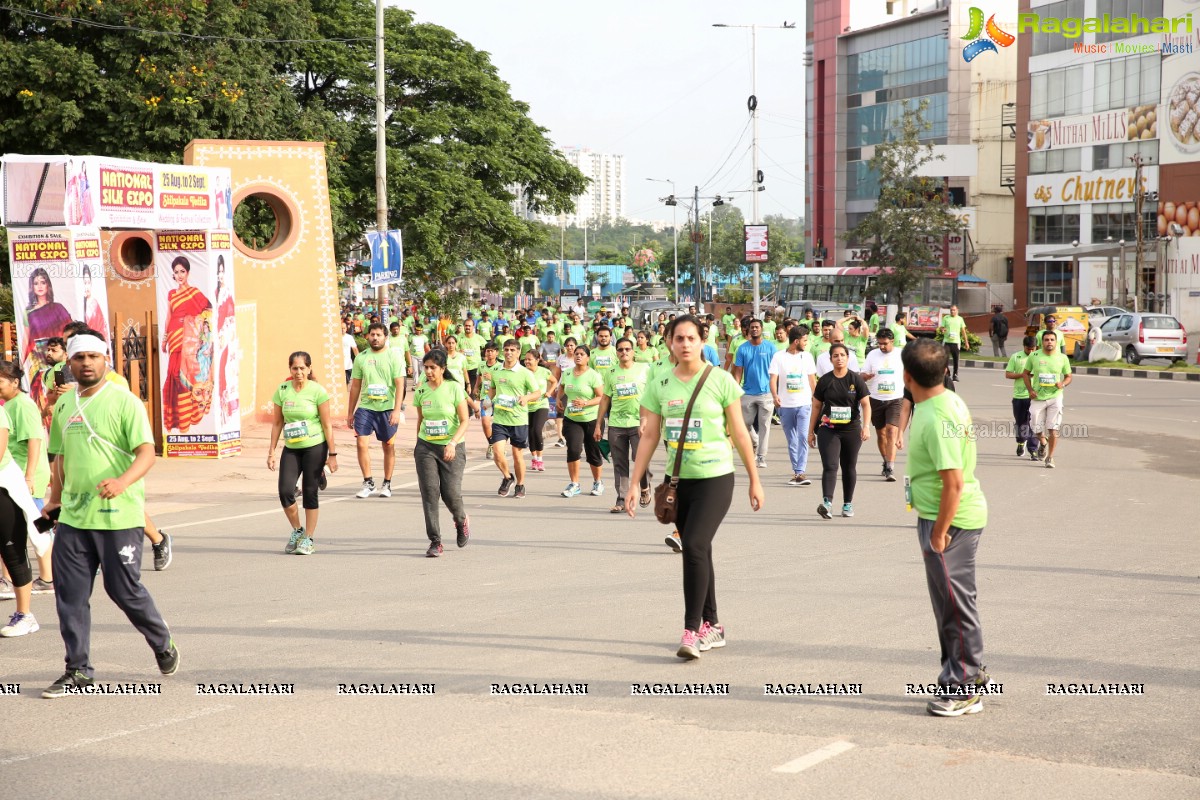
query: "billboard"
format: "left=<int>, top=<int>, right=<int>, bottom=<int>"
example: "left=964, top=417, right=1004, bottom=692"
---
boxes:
left=745, top=224, right=769, bottom=263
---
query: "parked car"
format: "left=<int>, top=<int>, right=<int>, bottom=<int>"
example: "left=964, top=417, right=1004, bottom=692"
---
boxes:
left=1025, top=305, right=1090, bottom=358
left=1097, top=313, right=1189, bottom=365
left=1085, top=305, right=1129, bottom=322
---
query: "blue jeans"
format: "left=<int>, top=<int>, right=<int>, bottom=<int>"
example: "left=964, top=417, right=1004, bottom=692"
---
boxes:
left=778, top=405, right=812, bottom=475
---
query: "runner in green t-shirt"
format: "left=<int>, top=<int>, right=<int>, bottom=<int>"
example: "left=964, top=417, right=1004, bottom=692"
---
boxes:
left=938, top=305, right=968, bottom=381
left=347, top=323, right=406, bottom=500
left=0, top=385, right=43, bottom=636
left=487, top=340, right=540, bottom=498
left=633, top=330, right=658, bottom=363
left=412, top=348, right=471, bottom=557
left=1004, top=336, right=1039, bottom=458
left=556, top=344, right=605, bottom=498
left=901, top=338, right=989, bottom=717
left=1022, top=331, right=1072, bottom=468
left=891, top=313, right=916, bottom=349
left=521, top=349, right=558, bottom=474
left=459, top=320, right=486, bottom=389
left=628, top=315, right=763, bottom=660
left=589, top=328, right=618, bottom=376
left=474, top=342, right=501, bottom=457
left=270, top=351, right=337, bottom=555
left=597, top=339, right=651, bottom=512
left=43, top=338, right=177, bottom=691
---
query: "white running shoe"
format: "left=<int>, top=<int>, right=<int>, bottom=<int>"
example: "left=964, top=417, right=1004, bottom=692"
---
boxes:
left=379, top=481, right=393, bottom=498
left=356, top=480, right=376, bottom=499
left=0, top=611, right=39, bottom=637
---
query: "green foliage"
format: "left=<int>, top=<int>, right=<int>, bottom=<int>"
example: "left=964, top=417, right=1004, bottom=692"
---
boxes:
left=934, top=328, right=983, bottom=351
left=842, top=101, right=961, bottom=303
left=0, top=284, right=13, bottom=324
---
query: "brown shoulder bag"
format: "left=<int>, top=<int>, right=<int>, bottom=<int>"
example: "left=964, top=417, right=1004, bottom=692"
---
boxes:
left=654, top=365, right=713, bottom=525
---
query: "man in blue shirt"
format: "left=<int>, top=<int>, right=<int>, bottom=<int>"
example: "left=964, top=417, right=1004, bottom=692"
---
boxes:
left=732, top=318, right=776, bottom=468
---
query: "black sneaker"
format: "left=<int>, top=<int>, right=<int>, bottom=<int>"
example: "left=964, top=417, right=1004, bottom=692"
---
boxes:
left=455, top=517, right=470, bottom=548
left=426, top=541, right=443, bottom=558
left=1016, top=443, right=1025, bottom=457
left=1037, top=443, right=1047, bottom=460
left=318, top=468, right=328, bottom=491
left=498, top=475, right=515, bottom=497
left=156, top=640, right=180, bottom=675
left=817, top=500, right=833, bottom=520
left=884, top=469, right=897, bottom=482
left=514, top=484, right=526, bottom=499
left=152, top=532, right=173, bottom=571
left=42, top=669, right=93, bottom=699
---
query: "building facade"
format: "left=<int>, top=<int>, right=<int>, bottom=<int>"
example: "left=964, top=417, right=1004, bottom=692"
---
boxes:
left=513, top=147, right=626, bottom=228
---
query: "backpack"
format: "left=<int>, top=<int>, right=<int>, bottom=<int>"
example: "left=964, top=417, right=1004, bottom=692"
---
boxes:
left=994, top=315, right=1009, bottom=338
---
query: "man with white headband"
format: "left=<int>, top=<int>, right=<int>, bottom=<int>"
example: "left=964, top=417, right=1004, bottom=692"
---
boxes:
left=40, top=330, right=179, bottom=698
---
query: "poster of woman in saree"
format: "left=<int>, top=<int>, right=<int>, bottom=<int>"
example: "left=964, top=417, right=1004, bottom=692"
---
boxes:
left=22, top=267, right=72, bottom=371
left=161, top=255, right=213, bottom=433
left=214, top=254, right=240, bottom=424
left=64, top=160, right=96, bottom=226
left=80, top=264, right=108, bottom=342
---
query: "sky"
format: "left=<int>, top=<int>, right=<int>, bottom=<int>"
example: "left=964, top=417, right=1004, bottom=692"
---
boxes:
left=399, top=0, right=807, bottom=225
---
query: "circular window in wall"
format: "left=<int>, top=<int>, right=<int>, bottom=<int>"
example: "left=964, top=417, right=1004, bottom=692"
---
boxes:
left=233, top=190, right=297, bottom=258
left=111, top=232, right=155, bottom=280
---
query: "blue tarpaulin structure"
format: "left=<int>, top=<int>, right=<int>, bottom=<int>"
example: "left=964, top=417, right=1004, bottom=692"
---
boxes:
left=538, top=262, right=632, bottom=297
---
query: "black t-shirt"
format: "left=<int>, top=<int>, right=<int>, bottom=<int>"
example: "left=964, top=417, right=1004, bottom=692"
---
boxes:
left=813, top=370, right=870, bottom=427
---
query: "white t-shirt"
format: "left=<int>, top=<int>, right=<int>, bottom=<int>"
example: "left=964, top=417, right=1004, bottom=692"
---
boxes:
left=342, top=333, right=358, bottom=370
left=816, top=350, right=860, bottom=377
left=861, top=347, right=905, bottom=401
left=768, top=350, right=817, bottom=408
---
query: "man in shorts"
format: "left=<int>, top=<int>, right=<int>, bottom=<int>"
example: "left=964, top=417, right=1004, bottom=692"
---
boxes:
left=860, top=327, right=904, bottom=481
left=347, top=323, right=406, bottom=498
left=488, top=340, right=540, bottom=498
left=1022, top=330, right=1072, bottom=469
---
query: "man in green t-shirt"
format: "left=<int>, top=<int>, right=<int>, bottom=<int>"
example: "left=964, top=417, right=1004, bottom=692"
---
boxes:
left=901, top=338, right=989, bottom=717
left=891, top=313, right=916, bottom=349
left=459, top=319, right=486, bottom=397
left=597, top=338, right=651, bottom=511
left=43, top=334, right=177, bottom=698
left=590, top=327, right=618, bottom=376
left=1022, top=331, right=1072, bottom=468
left=1004, top=336, right=1040, bottom=458
left=1034, top=314, right=1067, bottom=354
left=938, top=305, right=968, bottom=382
left=488, top=339, right=540, bottom=499
left=347, top=323, right=407, bottom=498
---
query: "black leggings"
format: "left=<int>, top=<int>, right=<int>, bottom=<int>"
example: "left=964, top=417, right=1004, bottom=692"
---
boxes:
left=563, top=416, right=602, bottom=466
left=676, top=472, right=734, bottom=631
left=528, top=407, right=548, bottom=451
left=279, top=442, right=328, bottom=510
left=945, top=343, right=960, bottom=376
left=0, top=489, right=32, bottom=586
left=817, top=425, right=862, bottom=504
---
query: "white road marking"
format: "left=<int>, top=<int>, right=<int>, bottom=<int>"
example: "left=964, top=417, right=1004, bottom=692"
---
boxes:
left=165, top=463, right=494, bottom=530
left=0, top=704, right=232, bottom=766
left=1080, top=391, right=1132, bottom=397
left=773, top=740, right=857, bottom=774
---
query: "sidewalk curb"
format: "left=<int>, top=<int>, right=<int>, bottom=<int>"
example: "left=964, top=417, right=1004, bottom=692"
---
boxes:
left=963, top=358, right=1200, bottom=381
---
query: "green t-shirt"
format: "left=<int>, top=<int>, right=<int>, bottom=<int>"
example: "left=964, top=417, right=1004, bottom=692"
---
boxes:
left=868, top=313, right=883, bottom=334
left=445, top=352, right=468, bottom=383
left=604, top=362, right=650, bottom=429
left=941, top=315, right=967, bottom=345
left=560, top=368, right=603, bottom=422
left=529, top=366, right=552, bottom=411
left=773, top=338, right=789, bottom=351
left=351, top=348, right=404, bottom=411
left=410, top=334, right=429, bottom=357
left=48, top=384, right=155, bottom=530
left=402, top=316, right=416, bottom=332
left=1025, top=350, right=1071, bottom=401
left=762, top=321, right=777, bottom=339
left=272, top=380, right=330, bottom=449
left=460, top=334, right=486, bottom=370
left=1005, top=352, right=1031, bottom=399
left=633, top=345, right=657, bottom=363
left=845, top=333, right=869, bottom=361
left=415, top=379, right=466, bottom=444
left=387, top=333, right=408, bottom=354
left=641, top=366, right=744, bottom=480
left=906, top=390, right=988, bottom=530
left=519, top=334, right=540, bottom=357
left=0, top=407, right=13, bottom=472
left=477, top=361, right=500, bottom=397
left=1035, top=329, right=1067, bottom=353
left=477, top=319, right=493, bottom=339
left=706, top=326, right=720, bottom=346
left=811, top=338, right=832, bottom=359
left=590, top=346, right=618, bottom=375
left=490, top=363, right=536, bottom=426
left=890, top=324, right=909, bottom=348
left=728, top=335, right=746, bottom=359
left=5, top=393, right=50, bottom=496
left=722, top=314, right=737, bottom=335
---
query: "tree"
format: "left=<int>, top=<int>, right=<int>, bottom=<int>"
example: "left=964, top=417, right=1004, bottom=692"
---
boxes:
left=842, top=100, right=961, bottom=303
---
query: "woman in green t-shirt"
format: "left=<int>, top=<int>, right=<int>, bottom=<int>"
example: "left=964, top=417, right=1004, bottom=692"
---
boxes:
left=0, top=362, right=43, bottom=637
left=268, top=352, right=337, bottom=556
left=633, top=330, right=657, bottom=363
left=627, top=314, right=764, bottom=661
left=522, top=349, right=558, bottom=473
left=442, top=334, right=470, bottom=387
left=413, top=349, right=471, bottom=557
left=0, top=360, right=53, bottom=599
left=555, top=345, right=604, bottom=498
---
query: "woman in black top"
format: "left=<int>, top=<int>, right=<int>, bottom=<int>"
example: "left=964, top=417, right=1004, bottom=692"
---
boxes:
left=808, top=343, right=871, bottom=519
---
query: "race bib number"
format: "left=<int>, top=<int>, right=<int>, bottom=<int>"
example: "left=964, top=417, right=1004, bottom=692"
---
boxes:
left=785, top=374, right=805, bottom=393
left=365, top=383, right=389, bottom=401
left=877, top=381, right=896, bottom=394
left=423, top=419, right=450, bottom=440
left=615, top=381, right=639, bottom=399
left=1038, top=372, right=1058, bottom=388
left=495, top=394, right=517, bottom=410
left=664, top=417, right=703, bottom=449
left=594, top=356, right=613, bottom=368
left=829, top=406, right=852, bottom=424
left=283, top=420, right=310, bottom=443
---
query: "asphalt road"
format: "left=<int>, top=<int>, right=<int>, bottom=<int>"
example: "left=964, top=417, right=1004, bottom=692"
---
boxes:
left=1, top=369, right=1197, bottom=799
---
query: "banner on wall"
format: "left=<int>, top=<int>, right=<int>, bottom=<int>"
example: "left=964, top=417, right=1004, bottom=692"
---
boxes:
left=154, top=231, right=241, bottom=458
left=7, top=226, right=111, bottom=407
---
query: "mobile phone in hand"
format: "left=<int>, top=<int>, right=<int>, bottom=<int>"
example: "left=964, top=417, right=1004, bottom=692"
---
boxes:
left=34, top=506, right=60, bottom=533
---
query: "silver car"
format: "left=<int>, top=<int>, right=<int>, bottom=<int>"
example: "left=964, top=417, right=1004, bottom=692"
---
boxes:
left=1098, top=313, right=1188, bottom=365
left=1085, top=305, right=1128, bottom=322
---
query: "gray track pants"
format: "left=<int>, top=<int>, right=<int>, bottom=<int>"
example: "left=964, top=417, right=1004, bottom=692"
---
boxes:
left=917, top=517, right=984, bottom=690
left=741, top=392, right=773, bottom=458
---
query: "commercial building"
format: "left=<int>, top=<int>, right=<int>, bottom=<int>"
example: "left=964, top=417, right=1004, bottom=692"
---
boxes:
left=513, top=147, right=626, bottom=228
left=805, top=0, right=1017, bottom=296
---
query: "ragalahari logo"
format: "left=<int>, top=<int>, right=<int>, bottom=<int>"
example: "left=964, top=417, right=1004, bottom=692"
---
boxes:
left=962, top=7, right=1015, bottom=61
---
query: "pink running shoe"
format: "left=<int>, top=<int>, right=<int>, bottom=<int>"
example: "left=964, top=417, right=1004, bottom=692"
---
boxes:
left=677, top=629, right=701, bottom=660
left=697, top=621, right=725, bottom=651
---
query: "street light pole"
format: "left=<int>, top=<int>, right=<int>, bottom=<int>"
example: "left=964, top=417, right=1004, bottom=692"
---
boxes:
left=647, top=177, right=678, bottom=300
left=375, top=0, right=388, bottom=315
